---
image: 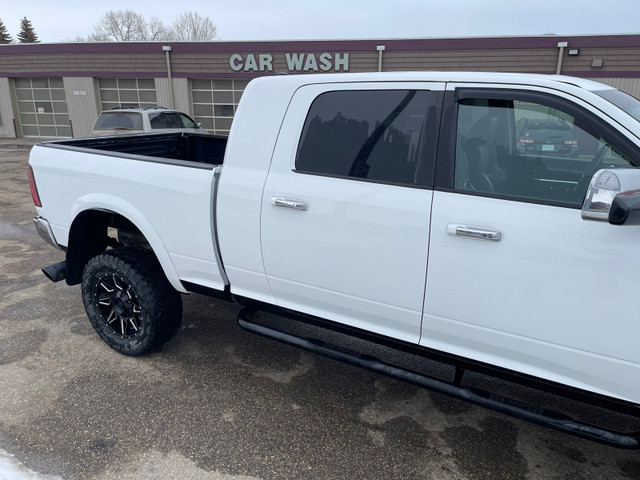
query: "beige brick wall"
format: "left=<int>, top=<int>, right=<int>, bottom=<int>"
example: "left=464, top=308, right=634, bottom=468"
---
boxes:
left=1, top=38, right=640, bottom=138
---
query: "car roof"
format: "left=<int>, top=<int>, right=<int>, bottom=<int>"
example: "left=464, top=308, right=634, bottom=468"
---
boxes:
left=99, top=107, right=181, bottom=114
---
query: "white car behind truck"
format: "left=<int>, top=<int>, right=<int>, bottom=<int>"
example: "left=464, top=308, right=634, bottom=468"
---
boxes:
left=28, top=72, right=640, bottom=447
left=91, top=107, right=206, bottom=136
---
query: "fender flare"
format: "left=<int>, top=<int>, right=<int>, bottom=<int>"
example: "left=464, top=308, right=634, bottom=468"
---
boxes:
left=69, top=193, right=187, bottom=293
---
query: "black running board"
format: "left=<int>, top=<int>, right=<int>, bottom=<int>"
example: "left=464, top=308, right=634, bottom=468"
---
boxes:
left=237, top=309, right=640, bottom=449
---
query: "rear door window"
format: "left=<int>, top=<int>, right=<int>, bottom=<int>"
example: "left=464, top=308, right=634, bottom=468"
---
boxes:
left=295, top=90, right=441, bottom=187
left=149, top=112, right=184, bottom=129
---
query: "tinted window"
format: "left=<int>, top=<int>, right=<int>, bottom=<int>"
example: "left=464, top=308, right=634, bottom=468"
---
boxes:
left=296, top=90, right=438, bottom=186
left=149, top=112, right=184, bottom=129
left=455, top=97, right=636, bottom=206
left=594, top=89, right=640, bottom=123
left=179, top=113, right=198, bottom=128
left=94, top=113, right=142, bottom=130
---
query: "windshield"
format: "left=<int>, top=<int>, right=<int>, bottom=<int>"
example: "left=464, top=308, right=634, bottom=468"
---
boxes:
left=593, top=89, right=640, bottom=123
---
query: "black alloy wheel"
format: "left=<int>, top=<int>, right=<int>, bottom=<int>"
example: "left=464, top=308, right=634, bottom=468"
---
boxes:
left=95, top=273, right=143, bottom=338
left=81, top=247, right=182, bottom=356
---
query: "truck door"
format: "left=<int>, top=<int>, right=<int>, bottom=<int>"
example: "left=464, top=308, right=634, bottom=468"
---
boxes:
left=261, top=82, right=445, bottom=343
left=422, top=85, right=640, bottom=400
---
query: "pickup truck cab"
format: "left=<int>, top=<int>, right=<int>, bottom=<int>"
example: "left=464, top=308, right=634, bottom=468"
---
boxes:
left=28, top=72, right=640, bottom=446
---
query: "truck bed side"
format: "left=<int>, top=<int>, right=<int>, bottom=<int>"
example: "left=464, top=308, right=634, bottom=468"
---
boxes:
left=29, top=133, right=228, bottom=293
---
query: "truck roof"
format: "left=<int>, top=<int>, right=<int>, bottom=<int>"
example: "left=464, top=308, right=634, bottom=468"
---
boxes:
left=241, top=71, right=640, bottom=142
left=252, top=71, right=615, bottom=93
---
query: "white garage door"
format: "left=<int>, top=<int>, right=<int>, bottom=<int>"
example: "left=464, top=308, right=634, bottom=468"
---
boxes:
left=191, top=79, right=248, bottom=135
left=15, top=77, right=71, bottom=138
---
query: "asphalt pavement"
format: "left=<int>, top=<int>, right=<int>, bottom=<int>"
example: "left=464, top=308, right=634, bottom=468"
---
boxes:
left=1, top=138, right=640, bottom=479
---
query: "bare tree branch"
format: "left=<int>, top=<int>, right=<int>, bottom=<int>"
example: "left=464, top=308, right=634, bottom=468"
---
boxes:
left=94, top=10, right=147, bottom=41
left=170, top=12, right=217, bottom=41
left=146, top=16, right=173, bottom=41
left=89, top=10, right=215, bottom=42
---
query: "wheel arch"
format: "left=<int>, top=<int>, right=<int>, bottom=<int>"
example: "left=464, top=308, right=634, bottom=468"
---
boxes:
left=66, top=196, right=185, bottom=293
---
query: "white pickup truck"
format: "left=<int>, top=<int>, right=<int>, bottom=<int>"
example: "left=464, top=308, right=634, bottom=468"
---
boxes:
left=28, top=72, right=640, bottom=446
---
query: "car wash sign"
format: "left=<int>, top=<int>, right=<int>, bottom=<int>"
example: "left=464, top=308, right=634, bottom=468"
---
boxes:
left=229, top=53, right=349, bottom=72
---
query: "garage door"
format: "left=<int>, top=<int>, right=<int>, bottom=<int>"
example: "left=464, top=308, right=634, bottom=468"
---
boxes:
left=191, top=79, right=248, bottom=135
left=98, top=78, right=157, bottom=111
left=15, top=77, right=71, bottom=138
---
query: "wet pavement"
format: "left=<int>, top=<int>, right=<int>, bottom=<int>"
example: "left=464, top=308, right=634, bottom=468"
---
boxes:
left=1, top=138, right=640, bottom=479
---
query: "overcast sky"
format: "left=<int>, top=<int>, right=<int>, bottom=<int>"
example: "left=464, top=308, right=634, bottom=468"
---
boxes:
left=1, top=0, right=638, bottom=43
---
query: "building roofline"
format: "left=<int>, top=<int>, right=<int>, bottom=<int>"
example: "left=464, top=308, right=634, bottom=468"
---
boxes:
left=1, top=33, right=640, bottom=55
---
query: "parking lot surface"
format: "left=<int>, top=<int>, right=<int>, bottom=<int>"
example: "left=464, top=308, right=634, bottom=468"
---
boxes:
left=2, top=139, right=640, bottom=479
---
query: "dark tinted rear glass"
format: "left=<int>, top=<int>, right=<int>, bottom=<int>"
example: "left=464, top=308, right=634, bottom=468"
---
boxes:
left=149, top=112, right=184, bottom=129
left=295, top=90, right=439, bottom=186
left=94, top=113, right=142, bottom=130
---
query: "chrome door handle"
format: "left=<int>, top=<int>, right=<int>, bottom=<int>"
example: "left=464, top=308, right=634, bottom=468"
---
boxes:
left=447, top=224, right=502, bottom=241
left=271, top=197, right=309, bottom=211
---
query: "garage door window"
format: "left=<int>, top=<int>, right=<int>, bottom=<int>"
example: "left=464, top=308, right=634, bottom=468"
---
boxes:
left=98, top=78, right=157, bottom=111
left=191, top=79, right=248, bottom=135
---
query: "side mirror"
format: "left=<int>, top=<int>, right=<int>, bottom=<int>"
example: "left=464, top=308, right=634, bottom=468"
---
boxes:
left=582, top=168, right=640, bottom=225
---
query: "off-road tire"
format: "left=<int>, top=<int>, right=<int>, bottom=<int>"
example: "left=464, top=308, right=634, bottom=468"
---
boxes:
left=81, top=247, right=182, bottom=356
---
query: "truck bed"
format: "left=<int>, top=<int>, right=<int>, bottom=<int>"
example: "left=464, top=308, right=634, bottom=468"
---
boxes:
left=47, top=132, right=227, bottom=166
left=29, top=132, right=229, bottom=294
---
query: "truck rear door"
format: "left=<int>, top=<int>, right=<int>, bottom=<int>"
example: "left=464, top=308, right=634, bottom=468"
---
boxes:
left=260, top=82, right=445, bottom=343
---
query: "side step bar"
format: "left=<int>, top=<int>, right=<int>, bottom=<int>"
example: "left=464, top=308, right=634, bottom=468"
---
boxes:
left=237, top=308, right=640, bottom=449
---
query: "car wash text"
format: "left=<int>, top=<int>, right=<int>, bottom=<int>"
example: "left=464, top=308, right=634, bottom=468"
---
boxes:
left=229, top=53, right=349, bottom=72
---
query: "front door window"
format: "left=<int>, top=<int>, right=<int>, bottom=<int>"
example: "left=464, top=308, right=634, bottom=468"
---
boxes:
left=454, top=96, right=636, bottom=206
